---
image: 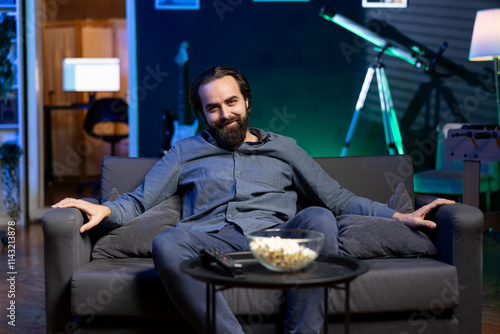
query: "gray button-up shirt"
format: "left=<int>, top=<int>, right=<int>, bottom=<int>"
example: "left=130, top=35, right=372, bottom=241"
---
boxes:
left=104, top=128, right=395, bottom=234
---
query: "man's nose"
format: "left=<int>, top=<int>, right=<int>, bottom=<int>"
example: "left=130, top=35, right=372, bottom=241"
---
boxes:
left=221, top=107, right=230, bottom=119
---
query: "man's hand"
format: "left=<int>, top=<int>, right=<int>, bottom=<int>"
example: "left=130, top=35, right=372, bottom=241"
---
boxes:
left=392, top=198, right=455, bottom=229
left=51, top=198, right=112, bottom=233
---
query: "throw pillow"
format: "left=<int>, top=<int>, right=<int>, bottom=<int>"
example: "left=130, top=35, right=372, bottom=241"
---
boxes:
left=337, top=182, right=438, bottom=259
left=91, top=189, right=182, bottom=259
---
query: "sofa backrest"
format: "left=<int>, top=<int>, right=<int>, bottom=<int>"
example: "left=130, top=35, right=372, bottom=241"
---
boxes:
left=315, top=155, right=414, bottom=203
left=100, top=154, right=414, bottom=204
left=100, top=156, right=160, bottom=198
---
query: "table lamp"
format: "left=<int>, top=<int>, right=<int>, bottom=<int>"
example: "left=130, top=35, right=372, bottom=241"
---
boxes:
left=62, top=58, right=120, bottom=104
left=468, top=8, right=500, bottom=124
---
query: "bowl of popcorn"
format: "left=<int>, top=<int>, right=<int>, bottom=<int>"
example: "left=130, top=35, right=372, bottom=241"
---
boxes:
left=247, top=229, right=325, bottom=272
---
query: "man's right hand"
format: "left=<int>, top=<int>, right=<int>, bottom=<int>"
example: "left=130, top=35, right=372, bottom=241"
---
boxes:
left=51, top=198, right=112, bottom=233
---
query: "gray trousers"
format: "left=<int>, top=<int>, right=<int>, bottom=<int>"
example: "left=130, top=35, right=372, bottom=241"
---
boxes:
left=152, top=207, right=339, bottom=334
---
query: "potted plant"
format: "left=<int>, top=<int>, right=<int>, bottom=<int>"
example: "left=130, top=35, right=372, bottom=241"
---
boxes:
left=0, top=141, right=22, bottom=219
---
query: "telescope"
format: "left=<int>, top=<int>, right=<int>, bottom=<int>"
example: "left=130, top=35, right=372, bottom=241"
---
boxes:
left=319, top=5, right=417, bottom=156
left=319, top=5, right=427, bottom=70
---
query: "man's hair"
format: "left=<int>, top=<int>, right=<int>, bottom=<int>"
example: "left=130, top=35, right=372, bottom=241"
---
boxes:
left=190, top=66, right=253, bottom=117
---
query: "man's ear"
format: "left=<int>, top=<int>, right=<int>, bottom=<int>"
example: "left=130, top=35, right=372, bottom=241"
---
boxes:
left=245, top=98, right=249, bottom=109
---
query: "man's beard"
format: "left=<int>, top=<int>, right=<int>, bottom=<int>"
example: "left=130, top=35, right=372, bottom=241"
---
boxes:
left=210, top=113, right=250, bottom=150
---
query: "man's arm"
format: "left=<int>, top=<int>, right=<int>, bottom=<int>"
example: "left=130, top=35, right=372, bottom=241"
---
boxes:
left=51, top=198, right=112, bottom=233
left=285, top=139, right=455, bottom=224
left=392, top=198, right=456, bottom=229
left=51, top=146, right=182, bottom=233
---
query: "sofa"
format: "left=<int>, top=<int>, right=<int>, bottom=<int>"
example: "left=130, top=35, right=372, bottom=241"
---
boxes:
left=42, top=154, right=483, bottom=334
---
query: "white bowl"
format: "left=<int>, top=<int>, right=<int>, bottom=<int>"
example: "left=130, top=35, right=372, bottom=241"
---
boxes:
left=247, top=229, right=325, bottom=272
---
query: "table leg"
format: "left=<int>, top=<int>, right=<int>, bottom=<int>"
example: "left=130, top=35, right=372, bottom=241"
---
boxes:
left=324, top=287, right=328, bottom=334
left=211, top=284, right=216, bottom=334
left=345, top=282, right=350, bottom=334
left=206, top=283, right=211, bottom=334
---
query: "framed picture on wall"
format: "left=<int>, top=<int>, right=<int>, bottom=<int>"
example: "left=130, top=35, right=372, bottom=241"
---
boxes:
left=362, top=0, right=407, bottom=8
left=155, top=0, right=200, bottom=10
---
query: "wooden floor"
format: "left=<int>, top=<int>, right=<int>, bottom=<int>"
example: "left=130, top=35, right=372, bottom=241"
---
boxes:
left=0, top=222, right=499, bottom=333
left=0, top=222, right=46, bottom=333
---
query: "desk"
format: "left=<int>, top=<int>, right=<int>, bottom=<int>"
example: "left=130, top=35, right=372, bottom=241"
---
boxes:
left=448, top=127, right=500, bottom=230
left=181, top=252, right=368, bottom=334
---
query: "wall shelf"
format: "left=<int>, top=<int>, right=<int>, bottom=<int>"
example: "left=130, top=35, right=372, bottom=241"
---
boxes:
left=0, top=123, right=18, bottom=130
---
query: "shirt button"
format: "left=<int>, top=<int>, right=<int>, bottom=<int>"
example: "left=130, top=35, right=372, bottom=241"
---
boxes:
left=236, top=170, right=240, bottom=175
left=227, top=214, right=233, bottom=219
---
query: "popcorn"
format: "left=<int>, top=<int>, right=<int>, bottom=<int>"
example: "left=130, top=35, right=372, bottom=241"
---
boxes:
left=249, top=236, right=318, bottom=271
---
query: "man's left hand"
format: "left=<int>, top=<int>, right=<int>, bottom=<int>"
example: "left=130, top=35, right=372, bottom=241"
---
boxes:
left=392, top=198, right=455, bottom=229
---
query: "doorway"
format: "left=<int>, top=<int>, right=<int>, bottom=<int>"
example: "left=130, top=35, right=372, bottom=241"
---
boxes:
left=40, top=0, right=128, bottom=207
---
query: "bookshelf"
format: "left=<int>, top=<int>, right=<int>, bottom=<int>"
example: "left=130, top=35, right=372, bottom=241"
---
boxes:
left=0, top=0, right=24, bottom=226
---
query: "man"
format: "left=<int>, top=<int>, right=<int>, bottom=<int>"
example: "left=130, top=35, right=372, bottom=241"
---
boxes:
left=53, top=66, right=453, bottom=333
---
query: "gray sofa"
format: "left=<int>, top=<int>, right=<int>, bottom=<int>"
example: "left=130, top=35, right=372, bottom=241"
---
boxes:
left=42, top=154, right=483, bottom=334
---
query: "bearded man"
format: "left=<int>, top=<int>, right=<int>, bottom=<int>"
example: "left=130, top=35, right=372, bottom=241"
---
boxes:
left=53, top=66, right=452, bottom=334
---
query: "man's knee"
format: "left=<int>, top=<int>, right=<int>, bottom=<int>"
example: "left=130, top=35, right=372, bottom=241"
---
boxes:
left=295, top=207, right=339, bottom=255
left=298, top=207, right=336, bottom=227
left=153, top=228, right=179, bottom=253
left=152, top=228, right=192, bottom=271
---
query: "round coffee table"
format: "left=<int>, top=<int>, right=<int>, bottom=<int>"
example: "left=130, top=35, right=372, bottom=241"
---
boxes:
left=180, top=252, right=368, bottom=334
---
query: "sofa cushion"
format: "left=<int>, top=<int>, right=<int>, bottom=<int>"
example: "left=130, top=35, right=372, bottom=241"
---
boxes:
left=71, top=258, right=177, bottom=318
left=71, top=257, right=457, bottom=319
left=71, top=258, right=284, bottom=318
left=328, top=258, right=459, bottom=315
left=386, top=182, right=414, bottom=214
left=337, top=183, right=438, bottom=259
left=91, top=189, right=182, bottom=259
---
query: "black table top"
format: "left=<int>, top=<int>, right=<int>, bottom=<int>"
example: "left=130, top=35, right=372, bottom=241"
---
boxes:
left=180, top=252, right=369, bottom=289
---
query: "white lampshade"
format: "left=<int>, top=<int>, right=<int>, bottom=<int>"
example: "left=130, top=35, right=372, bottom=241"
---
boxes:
left=469, top=8, right=500, bottom=61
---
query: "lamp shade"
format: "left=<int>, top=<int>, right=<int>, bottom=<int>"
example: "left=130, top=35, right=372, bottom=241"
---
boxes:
left=62, top=58, right=121, bottom=92
left=469, top=8, right=500, bottom=61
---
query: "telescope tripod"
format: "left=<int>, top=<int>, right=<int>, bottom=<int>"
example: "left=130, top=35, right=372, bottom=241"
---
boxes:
left=340, top=56, right=405, bottom=156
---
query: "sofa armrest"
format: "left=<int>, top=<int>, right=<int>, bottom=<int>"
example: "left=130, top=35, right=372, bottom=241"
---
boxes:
left=415, top=195, right=483, bottom=264
left=42, top=201, right=97, bottom=334
left=415, top=194, right=483, bottom=334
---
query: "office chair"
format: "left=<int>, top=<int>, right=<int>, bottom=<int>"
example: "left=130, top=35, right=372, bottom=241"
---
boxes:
left=78, top=98, right=128, bottom=195
left=413, top=123, right=499, bottom=211
left=84, top=97, right=129, bottom=156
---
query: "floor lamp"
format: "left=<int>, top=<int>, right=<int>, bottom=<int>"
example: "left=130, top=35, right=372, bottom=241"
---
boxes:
left=469, top=8, right=500, bottom=124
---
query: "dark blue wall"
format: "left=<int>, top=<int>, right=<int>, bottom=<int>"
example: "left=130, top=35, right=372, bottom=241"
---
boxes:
left=135, top=0, right=367, bottom=158
left=135, top=0, right=499, bottom=171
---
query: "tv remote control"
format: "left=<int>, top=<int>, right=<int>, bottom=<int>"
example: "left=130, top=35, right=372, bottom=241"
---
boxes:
left=201, top=248, right=245, bottom=278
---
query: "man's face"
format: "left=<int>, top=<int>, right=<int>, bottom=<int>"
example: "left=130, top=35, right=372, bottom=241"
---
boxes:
left=199, top=75, right=250, bottom=149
